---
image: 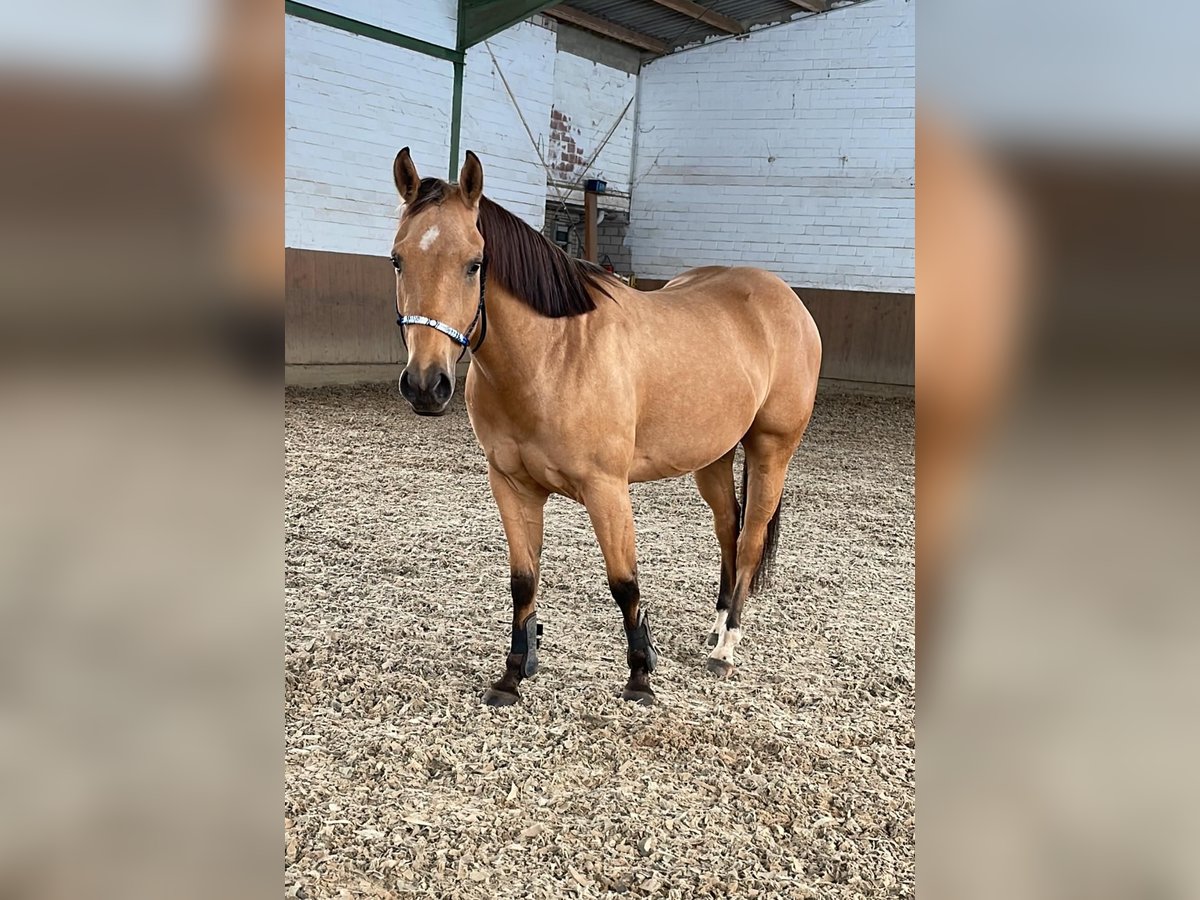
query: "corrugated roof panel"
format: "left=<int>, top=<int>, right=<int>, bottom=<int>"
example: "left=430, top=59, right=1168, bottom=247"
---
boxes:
left=566, top=0, right=699, bottom=43
left=549, top=0, right=859, bottom=54
left=664, top=0, right=806, bottom=48
left=709, top=0, right=806, bottom=29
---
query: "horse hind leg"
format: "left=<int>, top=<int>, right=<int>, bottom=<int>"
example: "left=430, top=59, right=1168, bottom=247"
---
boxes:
left=692, top=449, right=739, bottom=647
left=707, top=434, right=793, bottom=678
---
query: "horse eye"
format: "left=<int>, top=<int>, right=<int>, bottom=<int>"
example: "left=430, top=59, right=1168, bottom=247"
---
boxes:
left=391, top=256, right=403, bottom=272
left=466, top=261, right=481, bottom=277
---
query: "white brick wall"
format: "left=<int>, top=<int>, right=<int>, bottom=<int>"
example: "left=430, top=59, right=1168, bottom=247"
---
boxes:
left=629, top=0, right=915, bottom=293
left=462, top=21, right=556, bottom=229
left=286, top=10, right=557, bottom=253
left=549, top=51, right=637, bottom=194
left=286, top=15, right=452, bottom=255
left=313, top=0, right=457, bottom=50
left=286, top=0, right=913, bottom=278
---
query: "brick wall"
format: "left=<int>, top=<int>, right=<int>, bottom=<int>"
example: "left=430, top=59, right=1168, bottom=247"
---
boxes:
left=286, top=9, right=556, bottom=253
left=312, top=0, right=457, bottom=47
left=462, top=21, right=556, bottom=229
left=285, top=15, right=453, bottom=255
left=286, top=0, right=913, bottom=289
left=285, top=2, right=647, bottom=258
left=598, top=211, right=632, bottom=273
left=629, top=0, right=915, bottom=292
left=549, top=50, right=637, bottom=194
left=539, top=42, right=639, bottom=275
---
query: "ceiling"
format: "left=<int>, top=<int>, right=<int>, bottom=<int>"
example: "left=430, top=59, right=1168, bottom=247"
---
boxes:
left=457, top=0, right=863, bottom=58
left=541, top=0, right=854, bottom=56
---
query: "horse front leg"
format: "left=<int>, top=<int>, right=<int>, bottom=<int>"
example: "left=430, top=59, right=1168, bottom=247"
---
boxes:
left=583, top=480, right=658, bottom=706
left=482, top=466, right=548, bottom=707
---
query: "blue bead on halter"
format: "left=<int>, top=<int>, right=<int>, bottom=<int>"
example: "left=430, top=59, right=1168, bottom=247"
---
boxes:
left=396, top=260, right=488, bottom=362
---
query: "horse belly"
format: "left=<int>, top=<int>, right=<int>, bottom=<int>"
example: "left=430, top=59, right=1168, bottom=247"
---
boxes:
left=628, top=386, right=759, bottom=482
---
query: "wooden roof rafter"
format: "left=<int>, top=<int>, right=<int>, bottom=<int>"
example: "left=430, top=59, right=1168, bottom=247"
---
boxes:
left=645, top=0, right=744, bottom=35
left=783, top=0, right=828, bottom=12
left=543, top=5, right=671, bottom=53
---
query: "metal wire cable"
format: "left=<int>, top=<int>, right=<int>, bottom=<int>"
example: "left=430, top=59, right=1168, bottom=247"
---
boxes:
left=481, top=39, right=570, bottom=208
left=482, top=38, right=635, bottom=231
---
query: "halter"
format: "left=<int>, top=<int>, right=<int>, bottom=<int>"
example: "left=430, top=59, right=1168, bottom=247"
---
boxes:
left=396, top=259, right=488, bottom=362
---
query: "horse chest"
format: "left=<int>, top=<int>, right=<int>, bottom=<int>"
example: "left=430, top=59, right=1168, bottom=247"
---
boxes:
left=468, top=388, right=629, bottom=497
left=478, top=435, right=587, bottom=500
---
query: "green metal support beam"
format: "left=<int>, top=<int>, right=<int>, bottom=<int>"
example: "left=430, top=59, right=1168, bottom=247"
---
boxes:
left=452, top=0, right=565, bottom=174
left=285, top=2, right=463, bottom=63
left=287, top=1, right=560, bottom=180
left=458, top=0, right=564, bottom=48
left=448, top=60, right=465, bottom=180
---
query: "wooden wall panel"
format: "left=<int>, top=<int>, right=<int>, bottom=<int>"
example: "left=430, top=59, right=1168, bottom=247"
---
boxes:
left=286, top=249, right=913, bottom=386
left=799, top=288, right=914, bottom=386
left=637, top=279, right=914, bottom=386
left=285, top=248, right=404, bottom=365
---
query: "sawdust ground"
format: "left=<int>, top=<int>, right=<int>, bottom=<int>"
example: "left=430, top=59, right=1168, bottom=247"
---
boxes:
left=286, top=384, right=914, bottom=899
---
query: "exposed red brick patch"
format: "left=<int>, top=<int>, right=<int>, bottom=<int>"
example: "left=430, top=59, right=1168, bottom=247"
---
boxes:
left=548, top=105, right=584, bottom=178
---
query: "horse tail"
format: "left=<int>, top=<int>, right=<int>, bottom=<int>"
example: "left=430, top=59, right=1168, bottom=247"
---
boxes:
left=739, top=455, right=748, bottom=532
left=738, top=453, right=783, bottom=596
left=751, top=492, right=782, bottom=595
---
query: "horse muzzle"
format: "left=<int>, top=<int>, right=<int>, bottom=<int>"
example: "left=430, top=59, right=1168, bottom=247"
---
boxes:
left=399, top=366, right=453, bottom=415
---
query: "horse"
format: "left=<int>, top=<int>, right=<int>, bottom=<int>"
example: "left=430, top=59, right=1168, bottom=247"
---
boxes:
left=390, top=148, right=821, bottom=706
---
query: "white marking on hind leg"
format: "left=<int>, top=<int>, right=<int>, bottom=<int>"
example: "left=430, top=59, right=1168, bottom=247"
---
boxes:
left=709, top=626, right=743, bottom=665
left=418, top=225, right=440, bottom=250
left=708, top=609, right=728, bottom=641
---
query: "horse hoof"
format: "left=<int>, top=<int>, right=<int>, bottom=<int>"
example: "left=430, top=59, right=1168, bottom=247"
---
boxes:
left=621, top=686, right=656, bottom=707
left=482, top=687, right=520, bottom=707
left=706, top=658, right=735, bottom=679
left=706, top=631, right=718, bottom=647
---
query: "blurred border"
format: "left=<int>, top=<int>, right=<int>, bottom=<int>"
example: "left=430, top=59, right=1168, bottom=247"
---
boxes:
left=920, top=1, right=1200, bottom=897
left=4, top=0, right=1200, bottom=895
left=0, top=1, right=282, bottom=898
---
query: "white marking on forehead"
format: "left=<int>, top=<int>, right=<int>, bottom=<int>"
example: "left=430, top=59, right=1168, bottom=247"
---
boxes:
left=418, top=226, right=440, bottom=251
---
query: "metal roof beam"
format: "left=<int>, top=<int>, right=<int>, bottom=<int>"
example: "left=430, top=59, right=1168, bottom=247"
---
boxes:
left=645, top=0, right=744, bottom=35
left=544, top=6, right=670, bottom=54
left=458, top=0, right=564, bottom=48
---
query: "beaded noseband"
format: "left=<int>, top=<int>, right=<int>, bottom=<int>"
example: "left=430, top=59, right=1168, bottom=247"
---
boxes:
left=396, top=259, right=488, bottom=362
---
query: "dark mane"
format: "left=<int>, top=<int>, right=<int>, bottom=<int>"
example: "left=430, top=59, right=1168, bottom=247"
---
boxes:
left=405, top=177, right=612, bottom=318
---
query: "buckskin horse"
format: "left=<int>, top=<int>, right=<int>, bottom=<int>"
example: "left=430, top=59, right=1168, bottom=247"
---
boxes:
left=391, top=149, right=821, bottom=706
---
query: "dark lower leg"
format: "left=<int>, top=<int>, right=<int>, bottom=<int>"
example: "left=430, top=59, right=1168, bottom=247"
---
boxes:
left=484, top=468, right=547, bottom=706
left=716, top=504, right=739, bottom=607
left=610, top=574, right=657, bottom=701
left=706, top=561, right=736, bottom=647
left=708, top=538, right=738, bottom=642
left=718, top=566, right=734, bottom=609
left=582, top=481, right=652, bottom=703
left=707, top=517, right=766, bottom=675
left=487, top=569, right=538, bottom=699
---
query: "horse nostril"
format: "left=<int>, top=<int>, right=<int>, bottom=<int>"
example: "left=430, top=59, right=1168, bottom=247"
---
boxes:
left=399, top=369, right=416, bottom=402
left=399, top=367, right=451, bottom=410
left=433, top=372, right=453, bottom=404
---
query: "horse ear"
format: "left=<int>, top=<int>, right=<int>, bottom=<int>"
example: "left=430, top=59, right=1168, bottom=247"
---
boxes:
left=394, top=147, right=420, bottom=206
left=460, top=150, right=484, bottom=207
